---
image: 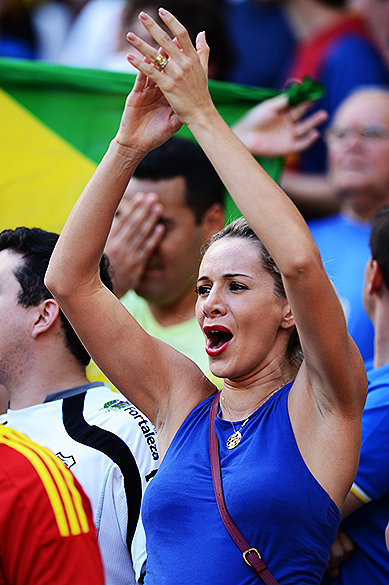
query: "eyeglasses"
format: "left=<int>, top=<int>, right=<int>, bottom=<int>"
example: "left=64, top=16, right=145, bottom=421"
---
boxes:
left=326, top=124, right=389, bottom=143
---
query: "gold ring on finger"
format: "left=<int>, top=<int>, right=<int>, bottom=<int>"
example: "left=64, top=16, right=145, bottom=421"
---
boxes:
left=154, top=53, right=169, bottom=71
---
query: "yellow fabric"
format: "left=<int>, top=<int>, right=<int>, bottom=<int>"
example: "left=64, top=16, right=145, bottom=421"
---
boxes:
left=0, top=427, right=89, bottom=536
left=350, top=483, right=371, bottom=504
left=0, top=89, right=95, bottom=234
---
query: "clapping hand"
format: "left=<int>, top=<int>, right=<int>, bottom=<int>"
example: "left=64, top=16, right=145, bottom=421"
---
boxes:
left=121, top=9, right=327, bottom=161
left=124, top=9, right=215, bottom=129
left=115, top=68, right=182, bottom=156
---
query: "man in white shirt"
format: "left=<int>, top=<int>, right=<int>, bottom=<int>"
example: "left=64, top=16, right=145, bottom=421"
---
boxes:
left=0, top=226, right=158, bottom=585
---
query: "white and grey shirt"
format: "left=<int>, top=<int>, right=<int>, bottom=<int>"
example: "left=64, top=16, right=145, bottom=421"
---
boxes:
left=7, top=382, right=159, bottom=585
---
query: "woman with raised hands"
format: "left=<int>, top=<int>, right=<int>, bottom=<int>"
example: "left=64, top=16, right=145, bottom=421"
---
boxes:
left=45, top=9, right=367, bottom=585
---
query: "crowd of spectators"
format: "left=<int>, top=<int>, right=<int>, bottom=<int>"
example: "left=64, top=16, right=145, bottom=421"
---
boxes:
left=2, top=2, right=389, bottom=584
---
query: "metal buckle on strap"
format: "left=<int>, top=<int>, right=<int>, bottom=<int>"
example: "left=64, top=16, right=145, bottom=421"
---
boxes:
left=243, top=548, right=262, bottom=567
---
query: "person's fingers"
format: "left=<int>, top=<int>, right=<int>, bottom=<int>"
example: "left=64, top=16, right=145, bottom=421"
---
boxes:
left=293, top=129, right=320, bottom=151
left=142, top=223, right=165, bottom=257
left=157, top=8, right=197, bottom=56
left=236, top=94, right=288, bottom=130
left=127, top=31, right=168, bottom=68
left=120, top=194, right=163, bottom=248
left=130, top=70, right=148, bottom=93
left=124, top=54, right=156, bottom=91
left=294, top=109, right=328, bottom=137
left=135, top=199, right=164, bottom=246
left=126, top=51, right=164, bottom=83
left=289, top=99, right=315, bottom=121
left=326, top=529, right=355, bottom=574
left=196, top=31, right=209, bottom=78
left=114, top=193, right=155, bottom=230
left=110, top=200, right=137, bottom=240
left=265, top=93, right=289, bottom=114
left=135, top=10, right=190, bottom=65
left=129, top=192, right=158, bottom=221
left=144, top=76, right=157, bottom=90
left=171, top=38, right=181, bottom=52
left=159, top=46, right=170, bottom=58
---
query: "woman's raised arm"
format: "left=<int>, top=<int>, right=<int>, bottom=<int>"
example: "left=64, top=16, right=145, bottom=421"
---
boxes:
left=45, top=71, right=212, bottom=435
left=126, top=9, right=366, bottom=411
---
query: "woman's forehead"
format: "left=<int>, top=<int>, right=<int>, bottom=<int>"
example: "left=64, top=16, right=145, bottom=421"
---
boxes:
left=200, top=237, right=261, bottom=273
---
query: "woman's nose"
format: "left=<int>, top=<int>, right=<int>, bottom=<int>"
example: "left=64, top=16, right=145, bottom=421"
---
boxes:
left=203, top=289, right=226, bottom=316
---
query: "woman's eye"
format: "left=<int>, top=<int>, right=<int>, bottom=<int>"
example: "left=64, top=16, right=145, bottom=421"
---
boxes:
left=229, top=282, right=248, bottom=292
left=195, top=285, right=211, bottom=296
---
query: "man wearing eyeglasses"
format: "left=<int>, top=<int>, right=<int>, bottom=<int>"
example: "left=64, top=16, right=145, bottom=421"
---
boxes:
left=308, top=86, right=389, bottom=363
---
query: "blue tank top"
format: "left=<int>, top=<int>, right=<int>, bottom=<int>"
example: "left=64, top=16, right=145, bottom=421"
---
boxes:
left=142, top=383, right=340, bottom=584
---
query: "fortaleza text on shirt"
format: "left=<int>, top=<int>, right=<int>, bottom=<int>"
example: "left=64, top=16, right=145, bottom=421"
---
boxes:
left=102, top=399, right=159, bottom=461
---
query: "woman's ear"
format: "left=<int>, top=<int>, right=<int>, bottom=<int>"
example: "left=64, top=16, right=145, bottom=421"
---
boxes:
left=31, top=299, right=60, bottom=339
left=280, top=303, right=295, bottom=330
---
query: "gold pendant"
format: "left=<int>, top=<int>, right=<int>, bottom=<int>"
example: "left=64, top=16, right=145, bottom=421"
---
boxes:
left=226, top=430, right=242, bottom=449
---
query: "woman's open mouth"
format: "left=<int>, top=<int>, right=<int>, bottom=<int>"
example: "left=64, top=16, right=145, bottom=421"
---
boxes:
left=203, top=325, right=233, bottom=356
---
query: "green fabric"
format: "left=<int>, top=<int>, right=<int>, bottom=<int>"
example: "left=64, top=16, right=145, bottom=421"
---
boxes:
left=0, top=57, right=325, bottom=227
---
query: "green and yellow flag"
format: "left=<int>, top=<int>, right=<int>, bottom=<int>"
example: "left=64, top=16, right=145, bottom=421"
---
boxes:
left=0, top=58, right=323, bottom=232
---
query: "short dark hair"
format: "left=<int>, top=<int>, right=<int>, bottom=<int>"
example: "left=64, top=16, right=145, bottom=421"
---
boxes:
left=134, top=136, right=224, bottom=224
left=206, top=217, right=304, bottom=370
left=370, top=205, right=389, bottom=290
left=0, top=227, right=113, bottom=366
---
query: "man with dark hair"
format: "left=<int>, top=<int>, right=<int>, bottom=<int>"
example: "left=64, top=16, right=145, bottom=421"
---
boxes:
left=0, top=227, right=159, bottom=585
left=0, top=226, right=112, bottom=366
left=102, top=136, right=225, bottom=384
left=323, top=205, right=389, bottom=584
left=132, top=136, right=225, bottom=224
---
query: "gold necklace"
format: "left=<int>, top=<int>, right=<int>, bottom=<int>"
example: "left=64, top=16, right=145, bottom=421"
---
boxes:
left=224, top=412, right=250, bottom=449
left=222, top=375, right=295, bottom=450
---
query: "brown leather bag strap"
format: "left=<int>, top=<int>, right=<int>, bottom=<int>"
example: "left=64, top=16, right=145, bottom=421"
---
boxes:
left=209, top=392, right=280, bottom=585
